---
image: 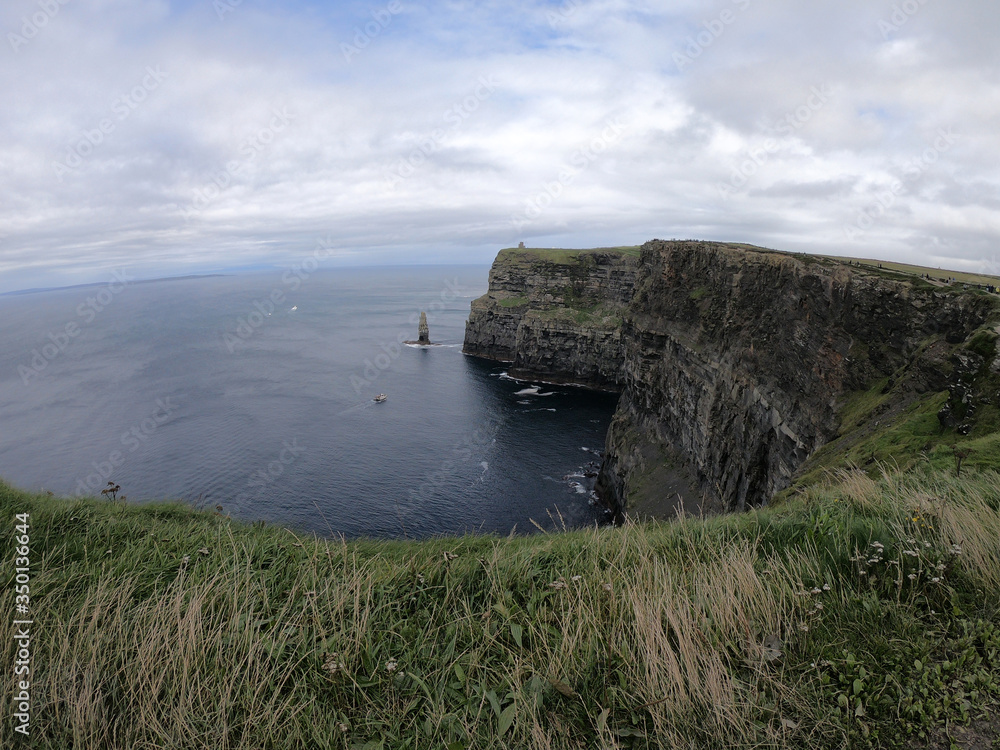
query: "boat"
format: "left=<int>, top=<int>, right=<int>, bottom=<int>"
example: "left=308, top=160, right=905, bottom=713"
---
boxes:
left=373, top=394, right=387, bottom=403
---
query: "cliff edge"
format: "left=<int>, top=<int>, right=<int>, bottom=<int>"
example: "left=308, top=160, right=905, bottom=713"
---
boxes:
left=465, top=240, right=1000, bottom=518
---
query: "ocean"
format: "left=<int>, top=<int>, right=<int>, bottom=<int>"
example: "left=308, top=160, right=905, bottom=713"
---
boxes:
left=0, top=266, right=619, bottom=538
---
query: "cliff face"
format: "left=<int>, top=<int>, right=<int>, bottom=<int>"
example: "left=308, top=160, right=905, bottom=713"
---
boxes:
left=465, top=241, right=998, bottom=516
left=463, top=248, right=640, bottom=390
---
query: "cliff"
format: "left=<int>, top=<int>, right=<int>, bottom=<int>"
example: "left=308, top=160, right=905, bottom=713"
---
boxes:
left=465, top=240, right=1000, bottom=517
left=463, top=247, right=640, bottom=390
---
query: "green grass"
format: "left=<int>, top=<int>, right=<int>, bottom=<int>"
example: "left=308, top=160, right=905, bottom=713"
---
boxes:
left=5, top=468, right=1000, bottom=749
left=820, top=255, right=1000, bottom=287
left=500, top=246, right=642, bottom=264
left=688, top=286, right=709, bottom=301
left=498, top=296, right=530, bottom=308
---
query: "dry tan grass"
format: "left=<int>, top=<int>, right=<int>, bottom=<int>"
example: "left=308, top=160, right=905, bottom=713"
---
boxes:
left=5, top=469, right=1000, bottom=747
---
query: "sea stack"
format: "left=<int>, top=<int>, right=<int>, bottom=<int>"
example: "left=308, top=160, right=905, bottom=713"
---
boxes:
left=405, top=312, right=433, bottom=345
left=418, top=311, right=430, bottom=344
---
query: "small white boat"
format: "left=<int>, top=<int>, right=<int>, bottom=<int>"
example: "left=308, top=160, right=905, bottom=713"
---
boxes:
left=373, top=393, right=387, bottom=403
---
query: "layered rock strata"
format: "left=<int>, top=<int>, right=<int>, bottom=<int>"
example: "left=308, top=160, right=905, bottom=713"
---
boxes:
left=464, top=241, right=997, bottom=516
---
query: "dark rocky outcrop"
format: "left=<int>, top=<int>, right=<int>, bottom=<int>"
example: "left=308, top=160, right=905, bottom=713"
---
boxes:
left=418, top=312, right=430, bottom=344
left=464, top=241, right=999, bottom=518
left=463, top=247, right=640, bottom=390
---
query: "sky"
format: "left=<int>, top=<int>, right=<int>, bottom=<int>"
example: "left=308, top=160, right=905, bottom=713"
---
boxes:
left=1, top=0, right=999, bottom=292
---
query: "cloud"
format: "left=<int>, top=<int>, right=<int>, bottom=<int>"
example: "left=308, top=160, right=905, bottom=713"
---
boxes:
left=0, top=0, right=998, bottom=291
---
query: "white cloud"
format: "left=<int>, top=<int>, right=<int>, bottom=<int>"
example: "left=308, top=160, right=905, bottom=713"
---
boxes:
left=0, top=0, right=998, bottom=291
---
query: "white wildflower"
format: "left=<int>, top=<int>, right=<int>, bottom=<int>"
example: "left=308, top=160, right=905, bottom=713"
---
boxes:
left=386, top=659, right=398, bottom=673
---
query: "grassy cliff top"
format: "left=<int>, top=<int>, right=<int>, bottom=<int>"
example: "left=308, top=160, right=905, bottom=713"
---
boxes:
left=497, top=246, right=642, bottom=264
left=4, top=466, right=1000, bottom=748
left=500, top=241, right=1000, bottom=290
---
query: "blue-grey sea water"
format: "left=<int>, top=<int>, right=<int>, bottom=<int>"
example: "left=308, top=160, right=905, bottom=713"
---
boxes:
left=0, top=266, right=618, bottom=538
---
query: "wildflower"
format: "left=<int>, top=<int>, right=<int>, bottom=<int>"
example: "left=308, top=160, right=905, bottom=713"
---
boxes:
left=925, top=542, right=932, bottom=548
left=417, top=573, right=425, bottom=584
left=181, top=555, right=190, bottom=565
left=811, top=587, right=822, bottom=595
left=908, top=573, right=917, bottom=580
left=601, top=582, right=613, bottom=592
left=903, top=550, right=918, bottom=557
left=931, top=577, right=940, bottom=583
left=871, top=541, right=884, bottom=550
left=799, top=624, right=809, bottom=632
left=859, top=570, right=867, bottom=576
left=950, top=544, right=962, bottom=556
left=338, top=723, right=349, bottom=733
left=549, top=579, right=567, bottom=590
left=443, top=551, right=458, bottom=562
left=935, top=563, right=946, bottom=571
left=323, top=653, right=346, bottom=675
left=822, top=583, right=831, bottom=591
left=386, top=659, right=398, bottom=673
left=867, top=558, right=881, bottom=564
left=571, top=575, right=583, bottom=582
left=815, top=602, right=824, bottom=610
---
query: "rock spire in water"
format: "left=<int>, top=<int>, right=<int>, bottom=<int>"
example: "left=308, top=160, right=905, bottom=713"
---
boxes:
left=417, top=312, right=430, bottom=344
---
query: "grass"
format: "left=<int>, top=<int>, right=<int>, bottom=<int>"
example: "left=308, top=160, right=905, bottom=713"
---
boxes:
left=500, top=247, right=642, bottom=264
left=498, top=296, right=530, bottom=308
left=5, top=467, right=1000, bottom=749
left=819, top=255, right=1000, bottom=287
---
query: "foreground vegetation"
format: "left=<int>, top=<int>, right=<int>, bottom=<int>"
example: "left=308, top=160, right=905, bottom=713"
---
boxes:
left=3, top=467, right=1000, bottom=749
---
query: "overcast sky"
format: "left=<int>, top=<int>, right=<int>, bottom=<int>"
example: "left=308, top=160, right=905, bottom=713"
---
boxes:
left=2, top=0, right=999, bottom=292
